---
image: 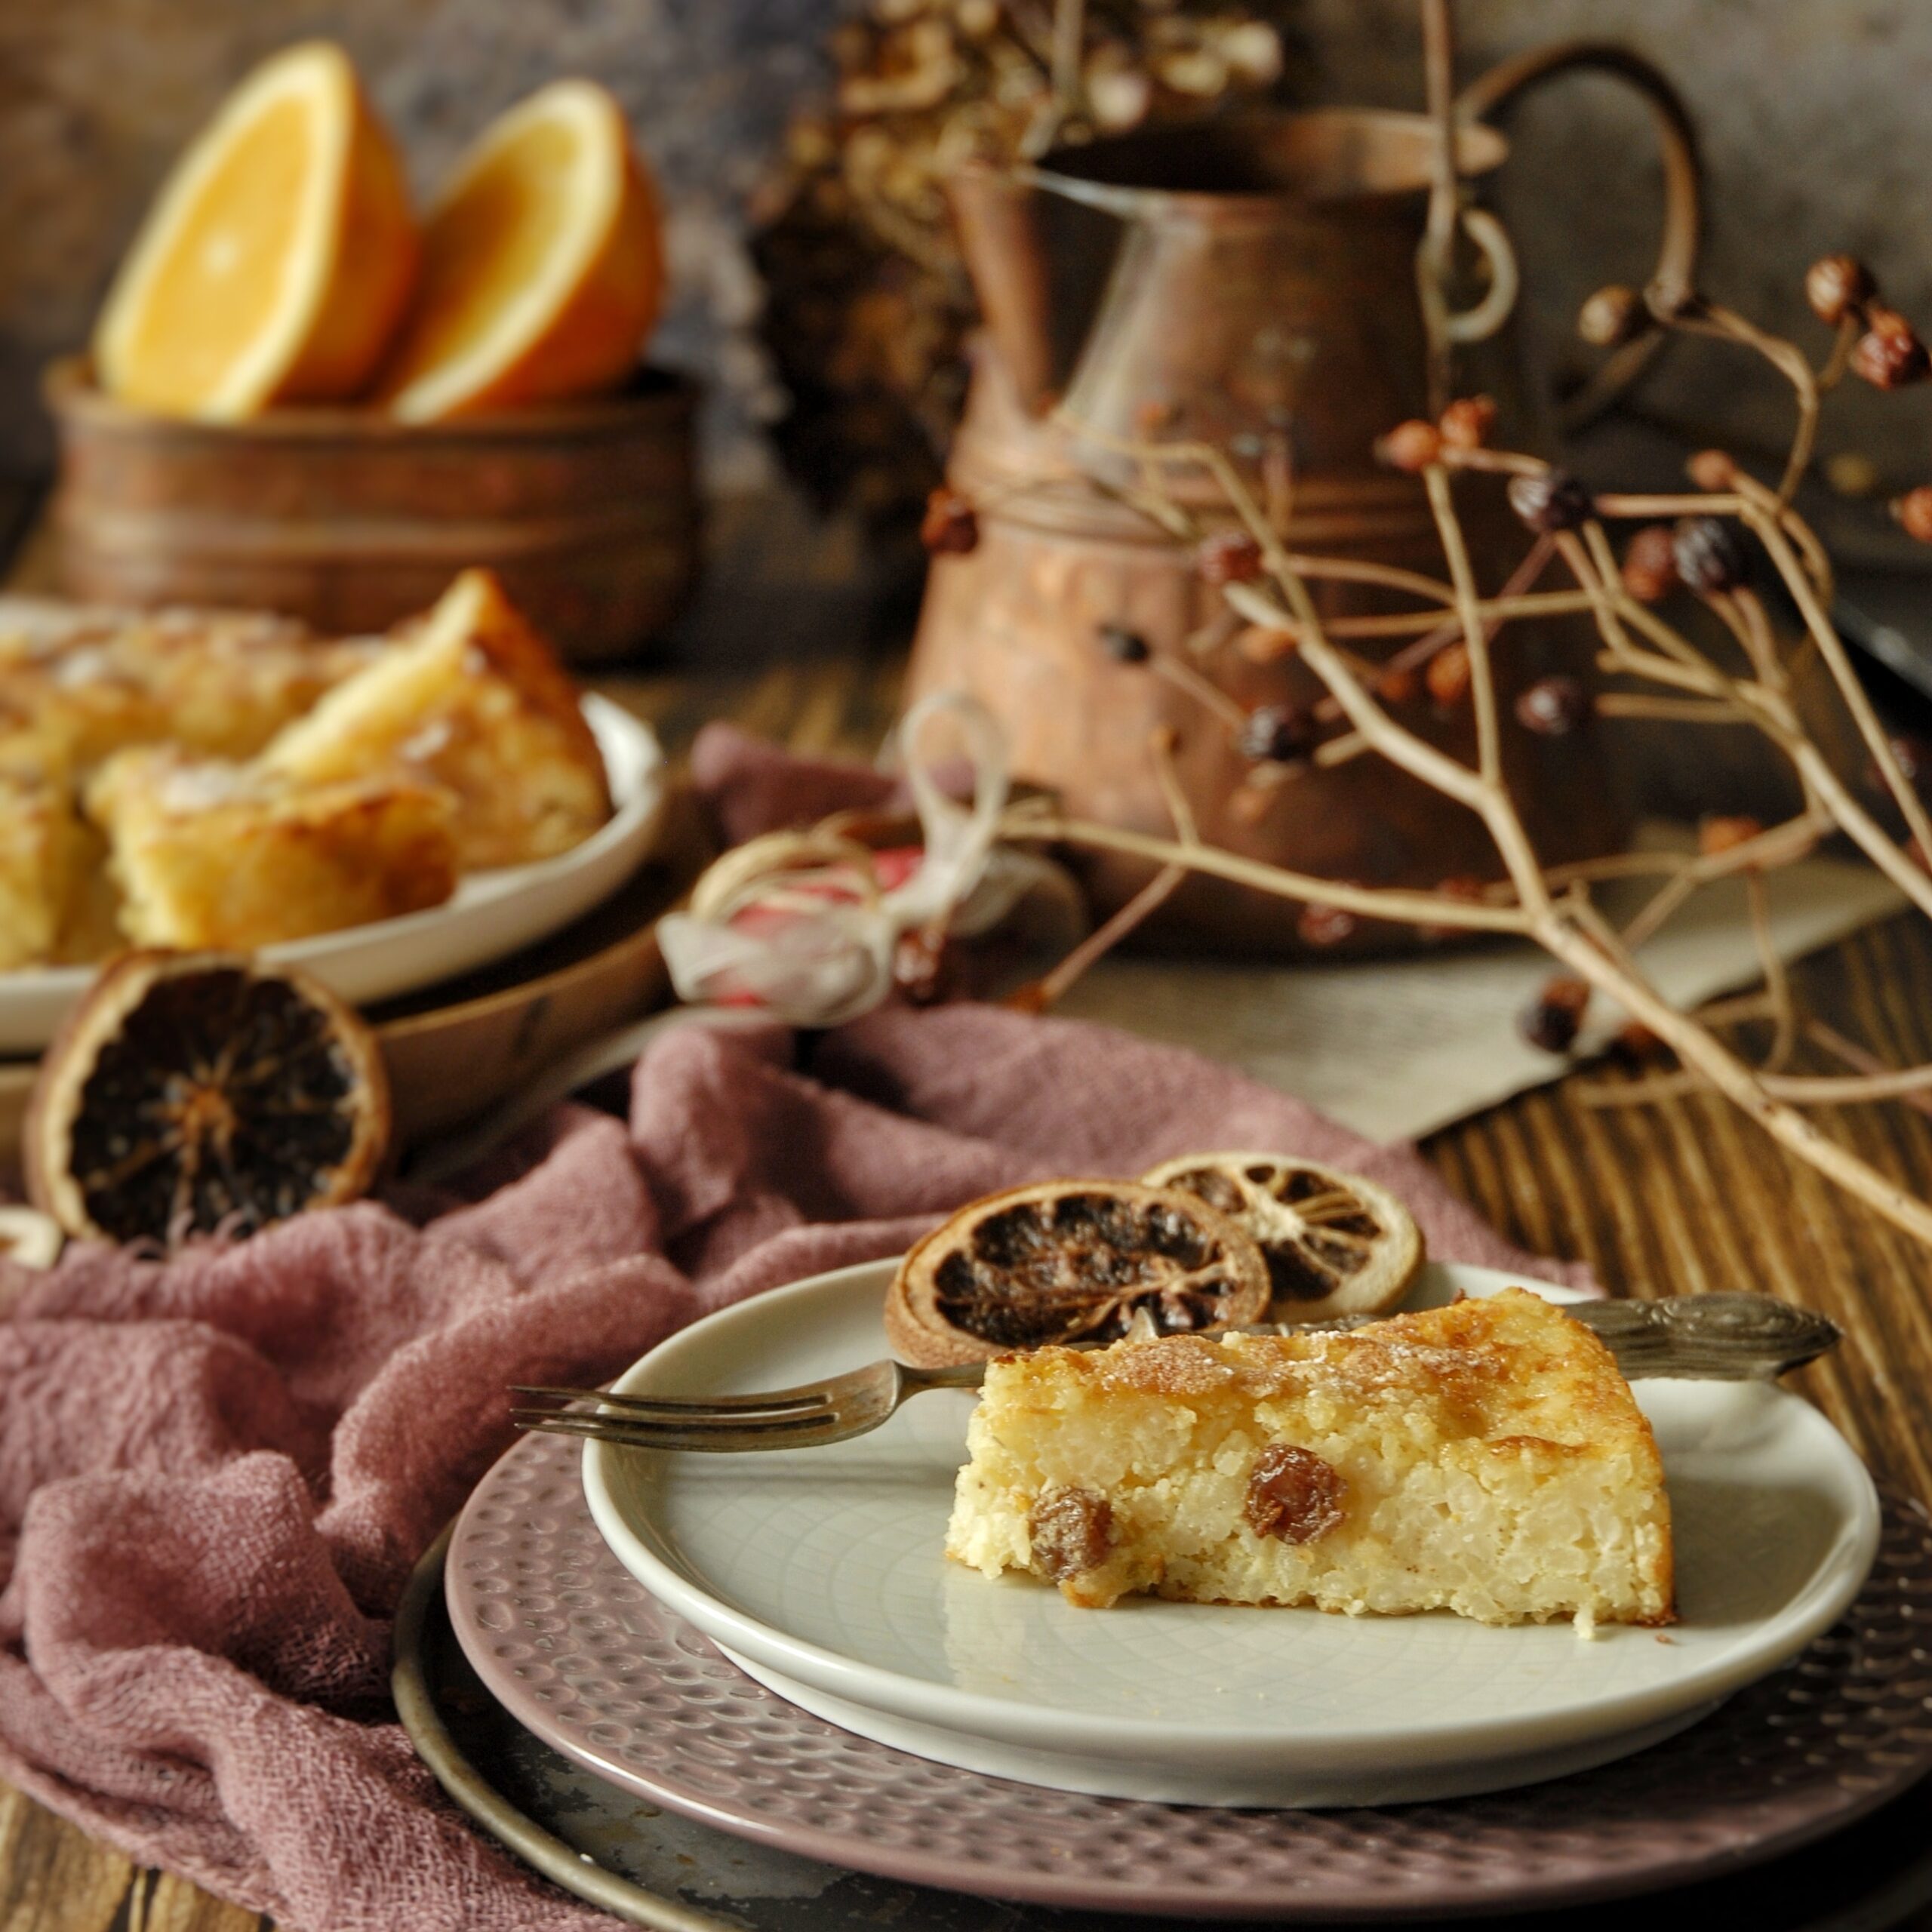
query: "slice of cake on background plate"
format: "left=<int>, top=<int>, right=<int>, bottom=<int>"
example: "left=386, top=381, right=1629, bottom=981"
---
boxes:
left=947, top=1287, right=1672, bottom=1631
left=88, top=748, right=457, bottom=947
left=254, top=569, right=611, bottom=869
left=0, top=724, right=88, bottom=971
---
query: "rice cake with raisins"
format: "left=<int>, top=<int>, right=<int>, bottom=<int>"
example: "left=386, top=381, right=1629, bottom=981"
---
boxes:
left=946, top=1287, right=1672, bottom=1630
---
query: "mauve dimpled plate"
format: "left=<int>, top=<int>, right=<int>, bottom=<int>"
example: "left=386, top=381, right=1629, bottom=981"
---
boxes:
left=448, top=1424, right=1932, bottom=1920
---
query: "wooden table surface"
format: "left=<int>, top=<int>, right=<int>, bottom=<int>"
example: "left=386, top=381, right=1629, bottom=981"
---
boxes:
left=5, top=508, right=1932, bottom=1928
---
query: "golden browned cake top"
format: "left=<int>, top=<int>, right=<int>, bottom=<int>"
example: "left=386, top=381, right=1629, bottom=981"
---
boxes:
left=0, top=597, right=367, bottom=766
left=251, top=569, right=611, bottom=869
left=0, top=596, right=312, bottom=664
left=0, top=579, right=607, bottom=964
left=0, top=711, right=64, bottom=780
left=451, top=571, right=606, bottom=779
left=88, top=743, right=452, bottom=832
left=998, top=1289, right=1650, bottom=1454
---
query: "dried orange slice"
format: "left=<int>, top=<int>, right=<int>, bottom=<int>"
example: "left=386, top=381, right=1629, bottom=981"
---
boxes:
left=26, top=952, right=389, bottom=1247
left=94, top=42, right=417, bottom=420
left=886, top=1179, right=1269, bottom=1367
left=1141, top=1152, right=1422, bottom=1321
left=375, top=80, right=664, bottom=420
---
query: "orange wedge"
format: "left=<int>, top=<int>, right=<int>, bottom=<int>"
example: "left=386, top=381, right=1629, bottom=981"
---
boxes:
left=374, top=80, right=664, bottom=421
left=93, top=42, right=417, bottom=420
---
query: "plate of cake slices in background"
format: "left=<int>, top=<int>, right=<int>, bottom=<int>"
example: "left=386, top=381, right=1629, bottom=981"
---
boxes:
left=0, top=566, right=665, bottom=1052
left=569, top=1167, right=1879, bottom=1810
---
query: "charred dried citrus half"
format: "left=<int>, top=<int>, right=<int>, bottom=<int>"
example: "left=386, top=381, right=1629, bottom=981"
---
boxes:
left=26, top=951, right=389, bottom=1247
left=885, top=1178, right=1269, bottom=1367
left=1140, top=1152, right=1422, bottom=1321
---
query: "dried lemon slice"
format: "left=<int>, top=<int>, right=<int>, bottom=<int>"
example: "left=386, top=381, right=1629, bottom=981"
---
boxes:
left=26, top=951, right=390, bottom=1247
left=1140, top=1152, right=1423, bottom=1321
left=886, top=1178, right=1269, bottom=1367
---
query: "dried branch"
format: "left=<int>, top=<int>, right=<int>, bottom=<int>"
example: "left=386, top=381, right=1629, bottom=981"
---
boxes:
left=1029, top=291, right=1932, bottom=1244
left=871, top=22, right=1932, bottom=1248
left=1746, top=870, right=1797, bottom=1071
left=998, top=804, right=1535, bottom=934
left=1424, top=465, right=1502, bottom=780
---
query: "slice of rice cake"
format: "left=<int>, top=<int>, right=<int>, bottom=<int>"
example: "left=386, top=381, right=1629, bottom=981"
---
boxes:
left=947, top=1287, right=1672, bottom=1630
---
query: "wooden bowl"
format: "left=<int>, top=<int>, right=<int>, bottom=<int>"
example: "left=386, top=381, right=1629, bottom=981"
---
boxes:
left=0, top=786, right=712, bottom=1192
left=43, top=358, right=701, bottom=663
left=0, top=874, right=667, bottom=1192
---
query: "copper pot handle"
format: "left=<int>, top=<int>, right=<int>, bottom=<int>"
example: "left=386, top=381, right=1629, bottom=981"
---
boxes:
left=1440, top=208, right=1521, bottom=346
left=1457, top=39, right=1703, bottom=428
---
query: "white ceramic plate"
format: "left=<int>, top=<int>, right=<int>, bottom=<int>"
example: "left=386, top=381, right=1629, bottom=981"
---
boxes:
left=585, top=1260, right=1881, bottom=1809
left=0, top=697, right=665, bottom=1053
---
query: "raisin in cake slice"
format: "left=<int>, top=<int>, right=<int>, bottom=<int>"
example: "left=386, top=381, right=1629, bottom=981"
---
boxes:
left=946, top=1287, right=1672, bottom=1630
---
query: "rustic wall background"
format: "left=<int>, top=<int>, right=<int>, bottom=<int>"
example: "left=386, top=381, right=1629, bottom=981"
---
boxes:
left=4, top=0, right=1930, bottom=489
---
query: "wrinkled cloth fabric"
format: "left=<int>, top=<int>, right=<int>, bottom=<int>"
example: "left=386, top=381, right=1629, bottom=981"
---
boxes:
left=0, top=1010, right=1591, bottom=1932
left=690, top=719, right=901, bottom=849
left=0, top=726, right=1595, bottom=1932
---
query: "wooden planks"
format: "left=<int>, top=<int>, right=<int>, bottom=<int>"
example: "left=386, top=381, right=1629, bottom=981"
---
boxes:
left=120, top=1872, right=262, bottom=1932
left=0, top=1786, right=130, bottom=1932
left=1435, top=914, right=1932, bottom=1500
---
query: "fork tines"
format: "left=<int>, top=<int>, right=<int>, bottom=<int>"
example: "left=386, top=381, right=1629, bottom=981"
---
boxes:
left=511, top=1383, right=834, bottom=1421
left=508, top=1381, right=853, bottom=1454
left=510, top=1403, right=825, bottom=1433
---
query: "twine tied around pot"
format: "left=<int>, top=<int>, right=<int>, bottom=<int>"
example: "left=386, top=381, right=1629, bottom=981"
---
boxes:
left=659, top=692, right=1044, bottom=1025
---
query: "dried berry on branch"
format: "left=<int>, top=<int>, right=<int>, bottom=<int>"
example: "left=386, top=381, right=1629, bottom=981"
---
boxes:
left=1850, top=304, right=1930, bottom=389
left=1878, top=734, right=1932, bottom=798
left=1506, top=469, right=1592, bottom=534
left=1519, top=977, right=1592, bottom=1055
left=1438, top=395, right=1497, bottom=448
left=1577, top=284, right=1647, bottom=348
left=1805, top=254, right=1875, bottom=328
left=1377, top=662, right=1420, bottom=704
left=921, top=486, right=980, bottom=555
left=1515, top=677, right=1589, bottom=737
left=1420, top=875, right=1487, bottom=942
left=1425, top=640, right=1472, bottom=706
left=1698, top=814, right=1764, bottom=858
left=1621, top=525, right=1680, bottom=603
left=1891, top=487, right=1932, bottom=544
left=1672, top=516, right=1748, bottom=594
left=1239, top=703, right=1313, bottom=764
left=1297, top=900, right=1359, bottom=948
left=1686, top=448, right=1737, bottom=491
left=1198, top=530, right=1266, bottom=584
left=1374, top=419, right=1443, bottom=472
left=1609, top=1021, right=1671, bottom=1070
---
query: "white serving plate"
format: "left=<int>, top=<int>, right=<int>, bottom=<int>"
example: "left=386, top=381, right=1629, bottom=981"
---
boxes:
left=0, top=697, right=665, bottom=1053
left=585, top=1260, right=1881, bottom=1809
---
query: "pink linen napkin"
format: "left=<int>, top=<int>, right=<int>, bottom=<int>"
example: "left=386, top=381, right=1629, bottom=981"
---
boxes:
left=0, top=729, right=1595, bottom=1932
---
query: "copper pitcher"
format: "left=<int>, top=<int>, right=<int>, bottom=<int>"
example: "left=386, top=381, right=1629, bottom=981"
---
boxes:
left=904, top=44, right=1701, bottom=955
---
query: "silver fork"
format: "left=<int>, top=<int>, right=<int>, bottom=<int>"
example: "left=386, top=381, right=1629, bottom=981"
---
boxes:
left=513, top=1357, right=988, bottom=1454
left=511, top=1291, right=1840, bottom=1456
